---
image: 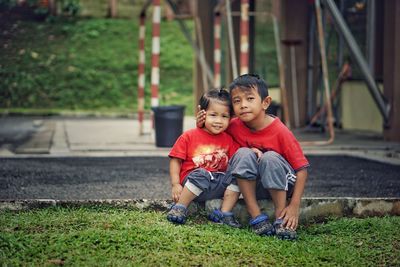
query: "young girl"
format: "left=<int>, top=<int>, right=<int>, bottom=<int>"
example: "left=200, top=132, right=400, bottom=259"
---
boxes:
left=167, top=88, right=241, bottom=227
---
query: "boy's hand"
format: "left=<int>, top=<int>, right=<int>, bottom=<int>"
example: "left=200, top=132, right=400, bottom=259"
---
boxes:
left=196, top=105, right=206, bottom=128
left=251, top=147, right=263, bottom=160
left=278, top=203, right=300, bottom=230
left=171, top=183, right=183, bottom=203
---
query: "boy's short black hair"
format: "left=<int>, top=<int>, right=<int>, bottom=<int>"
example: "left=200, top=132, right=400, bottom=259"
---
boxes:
left=228, top=73, right=269, bottom=100
left=199, top=88, right=231, bottom=111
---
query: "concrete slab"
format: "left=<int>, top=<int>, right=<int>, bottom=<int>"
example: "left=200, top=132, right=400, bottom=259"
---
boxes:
left=15, top=120, right=55, bottom=154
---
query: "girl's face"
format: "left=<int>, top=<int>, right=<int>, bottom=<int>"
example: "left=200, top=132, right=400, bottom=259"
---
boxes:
left=203, top=100, right=231, bottom=135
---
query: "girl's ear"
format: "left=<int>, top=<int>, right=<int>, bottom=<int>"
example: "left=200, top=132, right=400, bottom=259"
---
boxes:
left=262, top=96, right=272, bottom=110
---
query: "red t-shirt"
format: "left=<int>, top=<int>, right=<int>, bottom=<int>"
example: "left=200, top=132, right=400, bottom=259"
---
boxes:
left=169, top=128, right=239, bottom=184
left=226, top=117, right=309, bottom=171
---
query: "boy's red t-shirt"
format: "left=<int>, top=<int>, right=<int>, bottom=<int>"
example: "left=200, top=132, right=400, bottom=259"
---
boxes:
left=226, top=117, right=309, bottom=171
left=169, top=128, right=239, bottom=184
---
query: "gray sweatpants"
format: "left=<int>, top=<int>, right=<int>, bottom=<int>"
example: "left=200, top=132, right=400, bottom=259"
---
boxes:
left=226, top=147, right=297, bottom=199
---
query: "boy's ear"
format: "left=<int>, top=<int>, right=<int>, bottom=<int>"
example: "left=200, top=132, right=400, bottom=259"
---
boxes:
left=262, top=96, right=272, bottom=110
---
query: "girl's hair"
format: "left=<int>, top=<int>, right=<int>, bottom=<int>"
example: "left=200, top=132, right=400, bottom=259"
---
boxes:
left=199, top=88, right=231, bottom=112
left=228, top=73, right=269, bottom=100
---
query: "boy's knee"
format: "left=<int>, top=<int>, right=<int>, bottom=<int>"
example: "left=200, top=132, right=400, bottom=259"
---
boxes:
left=260, top=150, right=280, bottom=161
left=233, top=147, right=257, bottom=161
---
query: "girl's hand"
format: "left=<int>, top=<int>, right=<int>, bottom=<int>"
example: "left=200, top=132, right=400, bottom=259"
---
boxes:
left=171, top=184, right=183, bottom=203
left=251, top=147, right=263, bottom=160
left=196, top=105, right=206, bottom=128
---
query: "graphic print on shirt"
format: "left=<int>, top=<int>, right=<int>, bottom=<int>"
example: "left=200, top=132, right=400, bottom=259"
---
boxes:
left=192, top=145, right=229, bottom=170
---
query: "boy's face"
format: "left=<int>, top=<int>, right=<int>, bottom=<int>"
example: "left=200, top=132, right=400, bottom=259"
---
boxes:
left=204, top=100, right=231, bottom=135
left=231, top=86, right=271, bottom=123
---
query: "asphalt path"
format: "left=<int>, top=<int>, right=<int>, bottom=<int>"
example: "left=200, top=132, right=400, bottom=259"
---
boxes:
left=1, top=156, right=399, bottom=200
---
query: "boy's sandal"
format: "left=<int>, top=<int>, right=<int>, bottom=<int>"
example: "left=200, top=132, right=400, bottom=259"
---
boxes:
left=273, top=219, right=297, bottom=240
left=166, top=204, right=187, bottom=224
left=208, top=209, right=242, bottom=228
left=250, top=214, right=275, bottom=236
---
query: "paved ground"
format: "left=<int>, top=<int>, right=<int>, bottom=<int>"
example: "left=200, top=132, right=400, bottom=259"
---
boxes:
left=1, top=115, right=400, bottom=201
left=1, top=156, right=399, bottom=200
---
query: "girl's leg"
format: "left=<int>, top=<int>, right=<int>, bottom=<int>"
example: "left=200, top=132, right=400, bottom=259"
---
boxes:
left=177, top=186, right=197, bottom=207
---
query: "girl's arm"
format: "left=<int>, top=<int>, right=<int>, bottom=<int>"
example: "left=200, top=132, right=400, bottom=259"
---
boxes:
left=170, top=157, right=183, bottom=203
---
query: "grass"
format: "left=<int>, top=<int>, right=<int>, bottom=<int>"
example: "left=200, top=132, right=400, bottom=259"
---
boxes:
left=0, top=14, right=195, bottom=114
left=1, top=206, right=399, bottom=266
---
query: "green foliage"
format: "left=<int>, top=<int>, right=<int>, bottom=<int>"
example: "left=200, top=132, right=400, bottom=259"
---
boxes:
left=0, top=17, right=194, bottom=114
left=0, top=207, right=399, bottom=266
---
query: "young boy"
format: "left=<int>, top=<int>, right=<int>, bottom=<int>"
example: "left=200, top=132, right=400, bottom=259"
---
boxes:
left=167, top=88, right=241, bottom=228
left=198, top=74, right=309, bottom=240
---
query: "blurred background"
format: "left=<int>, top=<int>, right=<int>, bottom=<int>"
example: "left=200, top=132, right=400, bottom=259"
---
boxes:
left=1, top=0, right=399, bottom=142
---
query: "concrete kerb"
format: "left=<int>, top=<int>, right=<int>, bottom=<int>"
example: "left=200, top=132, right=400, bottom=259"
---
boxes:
left=1, top=198, right=399, bottom=225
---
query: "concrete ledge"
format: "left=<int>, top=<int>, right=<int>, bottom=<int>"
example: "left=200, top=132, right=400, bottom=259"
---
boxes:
left=1, top=198, right=399, bottom=224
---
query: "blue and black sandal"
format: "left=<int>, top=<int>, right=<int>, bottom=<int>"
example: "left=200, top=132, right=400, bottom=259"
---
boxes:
left=208, top=209, right=241, bottom=228
left=249, top=214, right=275, bottom=236
left=166, top=204, right=187, bottom=224
left=273, top=218, right=297, bottom=240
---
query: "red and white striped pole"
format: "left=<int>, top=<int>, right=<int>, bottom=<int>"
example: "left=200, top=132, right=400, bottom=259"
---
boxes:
left=240, top=0, right=249, bottom=75
left=137, top=13, right=146, bottom=135
left=213, top=11, right=222, bottom=88
left=150, top=0, right=161, bottom=109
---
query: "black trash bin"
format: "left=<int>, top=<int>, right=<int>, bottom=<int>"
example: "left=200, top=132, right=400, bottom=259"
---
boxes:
left=151, top=105, right=185, bottom=147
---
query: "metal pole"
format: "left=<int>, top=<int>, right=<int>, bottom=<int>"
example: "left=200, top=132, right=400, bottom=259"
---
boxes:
left=272, top=15, right=290, bottom=128
left=302, top=0, right=335, bottom=146
left=366, top=0, right=376, bottom=74
left=150, top=0, right=161, bottom=109
left=240, top=0, right=249, bottom=74
left=226, top=0, right=238, bottom=78
left=323, top=0, right=390, bottom=123
left=289, top=45, right=300, bottom=128
left=214, top=11, right=222, bottom=88
left=137, top=13, right=146, bottom=135
left=306, top=5, right=316, bottom=121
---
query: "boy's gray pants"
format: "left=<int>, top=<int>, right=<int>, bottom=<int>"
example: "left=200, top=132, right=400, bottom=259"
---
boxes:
left=226, top=147, right=297, bottom=199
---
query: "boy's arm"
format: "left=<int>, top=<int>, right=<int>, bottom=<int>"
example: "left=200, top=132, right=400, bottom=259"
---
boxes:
left=196, top=105, right=206, bottom=128
left=279, top=168, right=307, bottom=230
left=170, top=157, right=183, bottom=203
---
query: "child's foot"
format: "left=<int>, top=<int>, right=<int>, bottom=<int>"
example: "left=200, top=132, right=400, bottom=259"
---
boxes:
left=273, top=218, right=297, bottom=240
left=249, top=214, right=275, bottom=236
left=208, top=209, right=241, bottom=228
left=166, top=204, right=187, bottom=224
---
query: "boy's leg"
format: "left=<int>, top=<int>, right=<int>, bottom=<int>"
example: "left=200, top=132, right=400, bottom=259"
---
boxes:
left=227, top=148, right=262, bottom=218
left=225, top=148, right=275, bottom=235
left=258, top=151, right=296, bottom=215
left=236, top=179, right=260, bottom=217
left=268, top=189, right=287, bottom=219
left=258, top=151, right=297, bottom=240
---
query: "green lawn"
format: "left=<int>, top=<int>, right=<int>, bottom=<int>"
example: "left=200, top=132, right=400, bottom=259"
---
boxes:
left=0, top=15, right=194, bottom=114
left=1, top=206, right=399, bottom=266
